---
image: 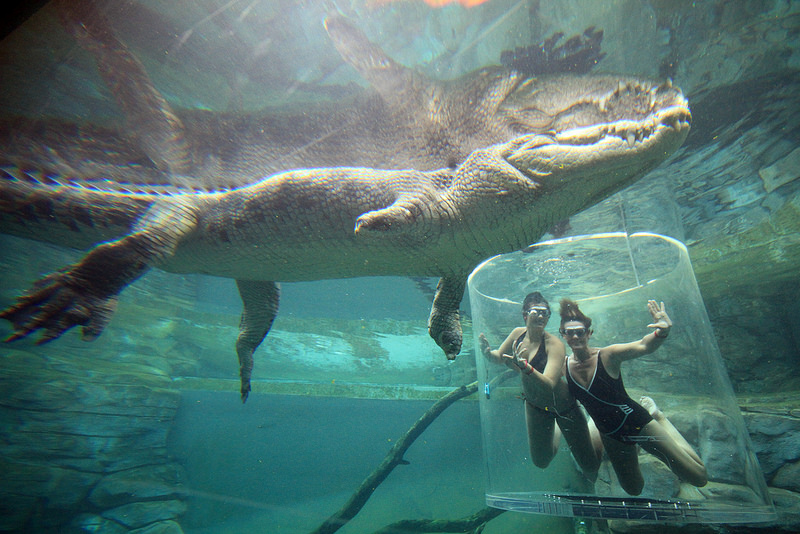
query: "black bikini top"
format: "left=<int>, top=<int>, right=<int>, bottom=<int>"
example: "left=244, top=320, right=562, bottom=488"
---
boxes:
left=514, top=331, right=548, bottom=373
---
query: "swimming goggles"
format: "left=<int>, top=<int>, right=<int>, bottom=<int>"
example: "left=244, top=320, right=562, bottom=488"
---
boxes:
left=560, top=327, right=588, bottom=338
left=524, top=306, right=551, bottom=318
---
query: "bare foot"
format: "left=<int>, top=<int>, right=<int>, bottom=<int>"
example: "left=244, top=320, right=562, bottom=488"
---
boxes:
left=640, top=396, right=664, bottom=420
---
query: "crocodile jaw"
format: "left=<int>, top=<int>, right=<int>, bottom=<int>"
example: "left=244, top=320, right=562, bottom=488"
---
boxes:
left=499, top=75, right=691, bottom=191
left=507, top=103, right=691, bottom=179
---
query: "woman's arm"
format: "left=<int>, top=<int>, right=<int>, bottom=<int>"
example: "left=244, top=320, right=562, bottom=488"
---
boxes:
left=530, top=333, right=567, bottom=389
left=502, top=332, right=565, bottom=389
left=604, top=300, right=672, bottom=371
left=479, top=328, right=523, bottom=369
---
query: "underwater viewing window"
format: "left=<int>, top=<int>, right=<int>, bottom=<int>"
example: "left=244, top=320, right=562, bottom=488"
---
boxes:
left=468, top=231, right=777, bottom=524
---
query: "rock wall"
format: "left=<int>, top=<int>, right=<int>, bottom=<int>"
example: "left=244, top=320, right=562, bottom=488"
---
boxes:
left=0, top=348, right=185, bottom=533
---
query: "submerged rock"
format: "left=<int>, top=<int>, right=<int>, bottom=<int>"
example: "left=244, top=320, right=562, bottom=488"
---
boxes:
left=90, top=464, right=187, bottom=509
left=129, top=520, right=186, bottom=534
left=101, top=500, right=187, bottom=529
left=772, top=461, right=800, bottom=493
left=0, top=347, right=183, bottom=532
left=743, top=411, right=800, bottom=482
left=69, top=513, right=129, bottom=534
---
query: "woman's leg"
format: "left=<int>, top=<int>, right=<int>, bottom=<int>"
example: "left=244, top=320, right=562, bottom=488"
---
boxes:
left=525, top=402, right=558, bottom=468
left=637, top=417, right=708, bottom=487
left=557, top=406, right=602, bottom=480
left=602, top=435, right=645, bottom=496
left=640, top=396, right=705, bottom=466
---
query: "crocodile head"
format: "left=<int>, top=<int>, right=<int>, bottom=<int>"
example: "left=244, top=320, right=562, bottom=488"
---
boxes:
left=473, top=74, right=688, bottom=210
left=445, top=73, right=690, bottom=255
left=500, top=74, right=690, bottom=180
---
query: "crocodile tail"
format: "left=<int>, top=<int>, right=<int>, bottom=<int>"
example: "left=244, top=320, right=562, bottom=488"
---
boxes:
left=0, top=167, right=155, bottom=249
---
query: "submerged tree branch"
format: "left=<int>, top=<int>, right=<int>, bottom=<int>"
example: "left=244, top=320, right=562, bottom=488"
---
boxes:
left=310, top=381, right=480, bottom=534
left=371, top=506, right=505, bottom=533
left=310, top=370, right=517, bottom=534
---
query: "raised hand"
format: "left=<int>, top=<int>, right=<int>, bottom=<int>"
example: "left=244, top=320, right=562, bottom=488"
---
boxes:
left=646, top=300, right=672, bottom=334
left=478, top=333, right=493, bottom=358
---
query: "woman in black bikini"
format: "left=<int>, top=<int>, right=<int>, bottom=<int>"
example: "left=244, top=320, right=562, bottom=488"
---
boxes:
left=479, top=292, right=601, bottom=480
left=560, top=298, right=707, bottom=495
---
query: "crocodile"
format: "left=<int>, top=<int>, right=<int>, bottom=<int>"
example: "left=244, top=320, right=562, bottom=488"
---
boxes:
left=0, top=10, right=691, bottom=401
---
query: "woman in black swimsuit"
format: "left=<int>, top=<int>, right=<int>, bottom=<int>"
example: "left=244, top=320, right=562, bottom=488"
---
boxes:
left=479, top=292, right=601, bottom=480
left=560, top=298, right=707, bottom=495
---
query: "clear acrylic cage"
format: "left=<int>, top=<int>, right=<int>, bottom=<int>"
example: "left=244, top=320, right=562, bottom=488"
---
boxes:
left=468, top=230, right=776, bottom=523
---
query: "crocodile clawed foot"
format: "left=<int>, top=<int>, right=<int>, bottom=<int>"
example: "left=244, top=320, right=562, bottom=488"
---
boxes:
left=429, top=313, right=463, bottom=360
left=354, top=204, right=415, bottom=234
left=438, top=330, right=462, bottom=361
left=427, top=275, right=467, bottom=360
left=236, top=343, right=255, bottom=404
left=1, top=271, right=118, bottom=344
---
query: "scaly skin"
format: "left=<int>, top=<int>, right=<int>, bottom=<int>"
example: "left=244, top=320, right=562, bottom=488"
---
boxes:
left=0, top=9, right=691, bottom=401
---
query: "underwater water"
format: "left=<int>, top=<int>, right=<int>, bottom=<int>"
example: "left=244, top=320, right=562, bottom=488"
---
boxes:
left=166, top=392, right=566, bottom=534
left=1, top=1, right=800, bottom=533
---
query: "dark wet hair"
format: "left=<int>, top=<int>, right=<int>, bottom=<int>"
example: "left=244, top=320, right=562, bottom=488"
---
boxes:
left=522, top=291, right=550, bottom=312
left=559, top=298, right=592, bottom=329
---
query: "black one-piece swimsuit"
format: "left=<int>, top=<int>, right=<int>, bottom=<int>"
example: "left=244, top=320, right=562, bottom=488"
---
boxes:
left=566, top=353, right=653, bottom=443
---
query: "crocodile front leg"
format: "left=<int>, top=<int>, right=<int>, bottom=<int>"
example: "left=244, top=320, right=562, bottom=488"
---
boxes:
left=235, top=279, right=280, bottom=403
left=428, top=274, right=467, bottom=360
left=1, top=200, right=198, bottom=344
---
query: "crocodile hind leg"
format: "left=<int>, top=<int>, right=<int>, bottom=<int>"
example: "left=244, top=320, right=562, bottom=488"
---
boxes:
left=428, top=274, right=467, bottom=360
left=235, top=279, right=281, bottom=403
